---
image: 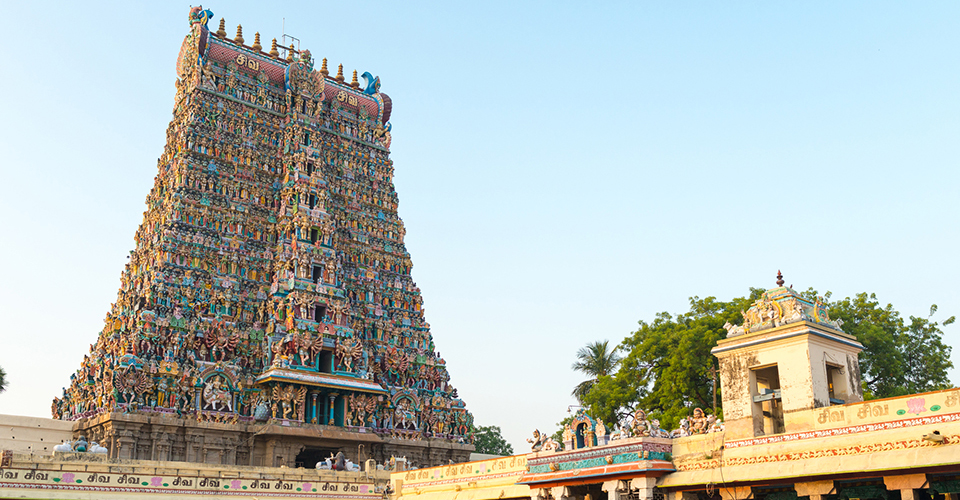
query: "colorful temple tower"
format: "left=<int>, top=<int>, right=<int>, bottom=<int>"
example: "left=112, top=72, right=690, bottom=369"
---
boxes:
left=52, top=7, right=473, bottom=467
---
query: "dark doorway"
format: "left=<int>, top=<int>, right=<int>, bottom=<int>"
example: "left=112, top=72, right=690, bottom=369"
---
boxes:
left=315, top=305, right=327, bottom=322
left=319, top=351, right=333, bottom=373
left=295, top=447, right=338, bottom=469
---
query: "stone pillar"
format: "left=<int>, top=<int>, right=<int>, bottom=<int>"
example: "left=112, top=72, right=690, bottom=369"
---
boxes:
left=602, top=480, right=629, bottom=500
left=328, top=393, right=338, bottom=425
left=796, top=480, right=836, bottom=500
left=549, top=486, right=573, bottom=500
left=672, top=491, right=701, bottom=500
left=720, top=486, right=753, bottom=500
left=310, top=392, right=319, bottom=423
left=884, top=474, right=928, bottom=500
left=631, top=477, right=659, bottom=500
left=195, top=388, right=203, bottom=411
left=531, top=488, right=548, bottom=500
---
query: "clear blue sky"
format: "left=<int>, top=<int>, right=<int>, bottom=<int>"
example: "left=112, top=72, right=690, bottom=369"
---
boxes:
left=1, top=2, right=958, bottom=452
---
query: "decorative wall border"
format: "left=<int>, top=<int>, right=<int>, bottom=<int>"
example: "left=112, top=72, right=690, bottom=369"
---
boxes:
left=399, top=471, right=524, bottom=490
left=725, top=412, right=960, bottom=449
left=676, top=433, right=960, bottom=472
left=0, top=481, right=379, bottom=498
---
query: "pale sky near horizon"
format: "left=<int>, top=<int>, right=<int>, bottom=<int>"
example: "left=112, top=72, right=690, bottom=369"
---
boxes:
left=1, top=1, right=958, bottom=452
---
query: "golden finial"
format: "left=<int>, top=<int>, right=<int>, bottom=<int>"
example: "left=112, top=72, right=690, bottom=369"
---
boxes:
left=320, top=58, right=329, bottom=77
left=216, top=18, right=226, bottom=37
left=335, top=64, right=344, bottom=83
left=235, top=25, right=244, bottom=45
left=286, top=44, right=295, bottom=62
left=350, top=70, right=359, bottom=89
left=252, top=32, right=262, bottom=52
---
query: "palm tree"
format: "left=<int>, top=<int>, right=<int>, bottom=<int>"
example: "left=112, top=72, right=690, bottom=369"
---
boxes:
left=571, top=340, right=621, bottom=403
left=0, top=365, right=7, bottom=394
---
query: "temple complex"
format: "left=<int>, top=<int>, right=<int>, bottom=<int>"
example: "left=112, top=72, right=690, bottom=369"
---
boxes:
left=0, top=5, right=957, bottom=500
left=50, top=6, right=473, bottom=468
left=387, top=281, right=960, bottom=500
left=7, top=276, right=955, bottom=500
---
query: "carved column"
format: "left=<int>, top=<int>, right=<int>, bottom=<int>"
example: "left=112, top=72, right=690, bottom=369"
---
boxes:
left=549, top=486, right=573, bottom=500
left=796, top=480, right=836, bottom=500
left=720, top=486, right=754, bottom=500
left=884, top=474, right=928, bottom=500
left=631, top=477, right=659, bottom=500
left=310, top=392, right=319, bottom=423
left=328, top=393, right=338, bottom=425
left=603, top=480, right=630, bottom=500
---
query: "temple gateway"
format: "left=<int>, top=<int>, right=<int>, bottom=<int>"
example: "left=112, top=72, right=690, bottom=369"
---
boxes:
left=50, top=6, right=473, bottom=468
left=0, top=6, right=957, bottom=500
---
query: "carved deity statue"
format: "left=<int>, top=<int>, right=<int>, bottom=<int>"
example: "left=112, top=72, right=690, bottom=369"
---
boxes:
left=202, top=377, right=232, bottom=412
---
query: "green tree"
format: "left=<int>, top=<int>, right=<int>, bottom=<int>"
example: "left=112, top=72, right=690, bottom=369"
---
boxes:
left=582, top=289, right=954, bottom=431
left=571, top=340, right=621, bottom=403
left=824, top=292, right=955, bottom=398
left=584, top=292, right=758, bottom=429
left=471, top=425, right=514, bottom=456
left=0, top=365, right=6, bottom=394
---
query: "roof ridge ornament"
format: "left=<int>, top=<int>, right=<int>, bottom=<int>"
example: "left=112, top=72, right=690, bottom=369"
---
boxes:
left=776, top=270, right=785, bottom=287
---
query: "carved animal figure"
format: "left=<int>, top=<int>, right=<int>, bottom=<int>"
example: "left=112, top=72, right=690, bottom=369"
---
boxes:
left=649, top=419, right=671, bottom=438
left=361, top=72, right=381, bottom=95
left=670, top=418, right=690, bottom=438
left=54, top=441, right=73, bottom=453
left=922, top=430, right=945, bottom=444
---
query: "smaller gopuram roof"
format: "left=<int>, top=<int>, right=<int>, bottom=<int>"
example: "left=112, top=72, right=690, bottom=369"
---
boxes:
left=723, top=270, right=845, bottom=338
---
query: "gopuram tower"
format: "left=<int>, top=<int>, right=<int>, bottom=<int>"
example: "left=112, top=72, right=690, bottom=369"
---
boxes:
left=53, top=7, right=474, bottom=467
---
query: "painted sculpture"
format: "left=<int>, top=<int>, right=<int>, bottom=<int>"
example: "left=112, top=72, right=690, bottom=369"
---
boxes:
left=723, top=272, right=845, bottom=337
left=52, top=7, right=473, bottom=447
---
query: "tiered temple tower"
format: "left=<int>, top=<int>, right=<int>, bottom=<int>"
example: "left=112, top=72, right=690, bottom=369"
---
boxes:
left=53, top=7, right=473, bottom=467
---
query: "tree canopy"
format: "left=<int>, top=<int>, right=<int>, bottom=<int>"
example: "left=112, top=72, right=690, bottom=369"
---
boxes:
left=471, top=425, right=514, bottom=456
left=0, top=365, right=6, bottom=394
left=581, top=289, right=955, bottom=431
left=571, top=340, right=621, bottom=403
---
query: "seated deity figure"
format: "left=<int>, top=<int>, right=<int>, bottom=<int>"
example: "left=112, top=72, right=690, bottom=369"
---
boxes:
left=203, top=377, right=232, bottom=412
